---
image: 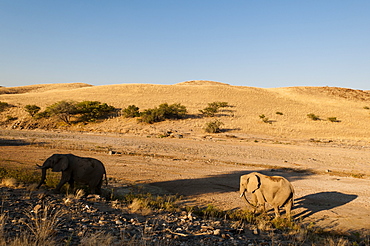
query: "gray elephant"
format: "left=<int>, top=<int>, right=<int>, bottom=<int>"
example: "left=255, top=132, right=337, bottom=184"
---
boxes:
left=239, top=172, right=294, bottom=218
left=36, top=154, right=107, bottom=195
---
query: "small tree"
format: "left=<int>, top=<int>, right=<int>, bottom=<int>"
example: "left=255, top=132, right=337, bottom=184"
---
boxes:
left=204, top=120, right=224, bottom=133
left=122, top=105, right=140, bottom=118
left=46, top=100, right=77, bottom=125
left=75, top=101, right=115, bottom=122
left=25, top=105, right=41, bottom=117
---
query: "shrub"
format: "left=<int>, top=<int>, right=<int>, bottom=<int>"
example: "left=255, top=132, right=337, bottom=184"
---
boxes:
left=158, top=103, right=187, bottom=119
left=25, top=105, right=41, bottom=117
left=199, top=101, right=229, bottom=117
left=122, top=105, right=140, bottom=118
left=307, top=113, right=320, bottom=121
left=204, top=120, right=223, bottom=133
left=276, top=111, right=283, bottom=115
left=259, top=114, right=271, bottom=123
left=6, top=115, right=17, bottom=121
left=199, top=106, right=218, bottom=117
left=327, top=117, right=339, bottom=122
left=46, top=100, right=77, bottom=125
left=138, top=103, right=187, bottom=124
left=34, top=110, right=51, bottom=119
left=0, top=101, right=9, bottom=112
left=75, top=101, right=115, bottom=122
left=139, top=108, right=163, bottom=124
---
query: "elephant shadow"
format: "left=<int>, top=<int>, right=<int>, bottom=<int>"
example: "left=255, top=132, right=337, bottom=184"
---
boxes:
left=294, top=191, right=357, bottom=220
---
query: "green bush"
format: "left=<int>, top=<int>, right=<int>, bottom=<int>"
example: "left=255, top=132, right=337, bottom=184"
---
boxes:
left=307, top=113, right=320, bottom=121
left=157, top=103, right=187, bottom=119
left=46, top=100, right=77, bottom=124
left=0, top=101, right=9, bottom=112
left=327, top=117, right=339, bottom=122
left=199, top=101, right=229, bottom=117
left=75, top=101, right=115, bottom=122
left=139, top=108, right=163, bottom=124
left=259, top=114, right=271, bottom=123
left=25, top=105, right=41, bottom=117
left=122, top=105, right=140, bottom=118
left=138, top=103, right=187, bottom=124
left=204, top=120, right=223, bottom=133
left=34, top=110, right=51, bottom=119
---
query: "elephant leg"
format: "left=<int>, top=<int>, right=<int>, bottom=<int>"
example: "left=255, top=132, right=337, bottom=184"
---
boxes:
left=273, top=206, right=280, bottom=218
left=54, top=172, right=70, bottom=193
left=95, top=179, right=103, bottom=195
left=54, top=179, right=68, bottom=193
left=285, top=199, right=293, bottom=218
left=68, top=179, right=74, bottom=192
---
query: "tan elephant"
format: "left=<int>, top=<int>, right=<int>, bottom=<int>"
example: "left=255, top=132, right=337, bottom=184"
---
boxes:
left=36, top=154, right=107, bottom=195
left=239, top=172, right=294, bottom=218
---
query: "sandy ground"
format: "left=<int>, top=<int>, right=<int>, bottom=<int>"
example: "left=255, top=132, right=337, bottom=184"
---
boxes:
left=1, top=129, right=369, bottom=233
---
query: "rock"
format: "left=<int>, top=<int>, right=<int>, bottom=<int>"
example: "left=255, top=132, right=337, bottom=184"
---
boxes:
left=213, top=229, right=221, bottom=235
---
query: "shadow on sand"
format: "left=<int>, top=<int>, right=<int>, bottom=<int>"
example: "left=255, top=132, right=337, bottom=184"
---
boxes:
left=294, top=191, right=358, bottom=220
left=149, top=168, right=314, bottom=197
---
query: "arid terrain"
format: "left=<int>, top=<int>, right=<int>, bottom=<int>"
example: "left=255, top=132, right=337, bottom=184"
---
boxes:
left=0, top=81, right=370, bottom=241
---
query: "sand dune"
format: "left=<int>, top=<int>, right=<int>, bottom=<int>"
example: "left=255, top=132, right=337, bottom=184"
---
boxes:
left=1, top=81, right=370, bottom=142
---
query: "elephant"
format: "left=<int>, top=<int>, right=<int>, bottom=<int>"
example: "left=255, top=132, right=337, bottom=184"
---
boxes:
left=36, top=154, right=107, bottom=195
left=239, top=172, right=294, bottom=218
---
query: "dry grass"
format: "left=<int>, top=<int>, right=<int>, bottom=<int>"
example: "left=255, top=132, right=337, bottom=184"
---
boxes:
left=23, top=204, right=64, bottom=245
left=1, top=81, right=370, bottom=142
left=0, top=178, right=18, bottom=188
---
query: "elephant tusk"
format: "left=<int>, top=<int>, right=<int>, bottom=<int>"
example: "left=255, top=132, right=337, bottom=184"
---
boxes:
left=240, top=192, right=244, bottom=198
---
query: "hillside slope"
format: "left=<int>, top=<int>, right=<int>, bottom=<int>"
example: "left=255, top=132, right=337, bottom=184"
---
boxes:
left=1, top=81, right=370, bottom=142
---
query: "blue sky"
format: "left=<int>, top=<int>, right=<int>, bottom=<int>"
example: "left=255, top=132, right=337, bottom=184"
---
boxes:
left=1, top=1, right=369, bottom=90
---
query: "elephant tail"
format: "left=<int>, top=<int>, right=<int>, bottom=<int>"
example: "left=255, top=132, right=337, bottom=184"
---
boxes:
left=104, top=171, right=108, bottom=187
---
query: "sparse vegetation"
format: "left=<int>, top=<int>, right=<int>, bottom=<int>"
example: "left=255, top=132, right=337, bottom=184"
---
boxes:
left=138, top=103, right=187, bottom=124
left=307, top=113, right=320, bottom=121
left=204, top=119, right=223, bottom=133
left=24, top=104, right=41, bottom=117
left=46, top=100, right=77, bottom=125
left=0, top=101, right=9, bottom=112
left=122, top=105, right=140, bottom=118
left=328, top=117, right=339, bottom=122
left=5, top=115, right=17, bottom=122
left=75, top=101, right=115, bottom=122
left=199, top=101, right=229, bottom=117
left=259, top=114, right=271, bottom=123
left=276, top=111, right=283, bottom=115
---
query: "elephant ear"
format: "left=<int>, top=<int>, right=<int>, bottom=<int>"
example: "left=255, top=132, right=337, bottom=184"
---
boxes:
left=52, top=155, right=69, bottom=172
left=246, top=174, right=260, bottom=193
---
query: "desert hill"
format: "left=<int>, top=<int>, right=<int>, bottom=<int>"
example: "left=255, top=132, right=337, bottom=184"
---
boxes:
left=1, top=81, right=370, bottom=142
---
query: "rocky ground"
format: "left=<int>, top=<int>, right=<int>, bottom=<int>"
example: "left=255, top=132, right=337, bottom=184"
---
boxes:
left=0, top=129, right=370, bottom=245
left=0, top=185, right=297, bottom=245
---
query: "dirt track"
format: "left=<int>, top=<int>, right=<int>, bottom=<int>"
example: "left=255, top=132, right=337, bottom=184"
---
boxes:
left=1, top=129, right=369, bottom=233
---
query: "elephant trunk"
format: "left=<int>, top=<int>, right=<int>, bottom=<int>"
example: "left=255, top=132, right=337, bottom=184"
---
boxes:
left=36, top=166, right=48, bottom=189
left=240, top=187, right=256, bottom=208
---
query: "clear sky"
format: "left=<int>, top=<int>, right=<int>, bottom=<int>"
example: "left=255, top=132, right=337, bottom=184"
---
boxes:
left=1, top=1, right=369, bottom=90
